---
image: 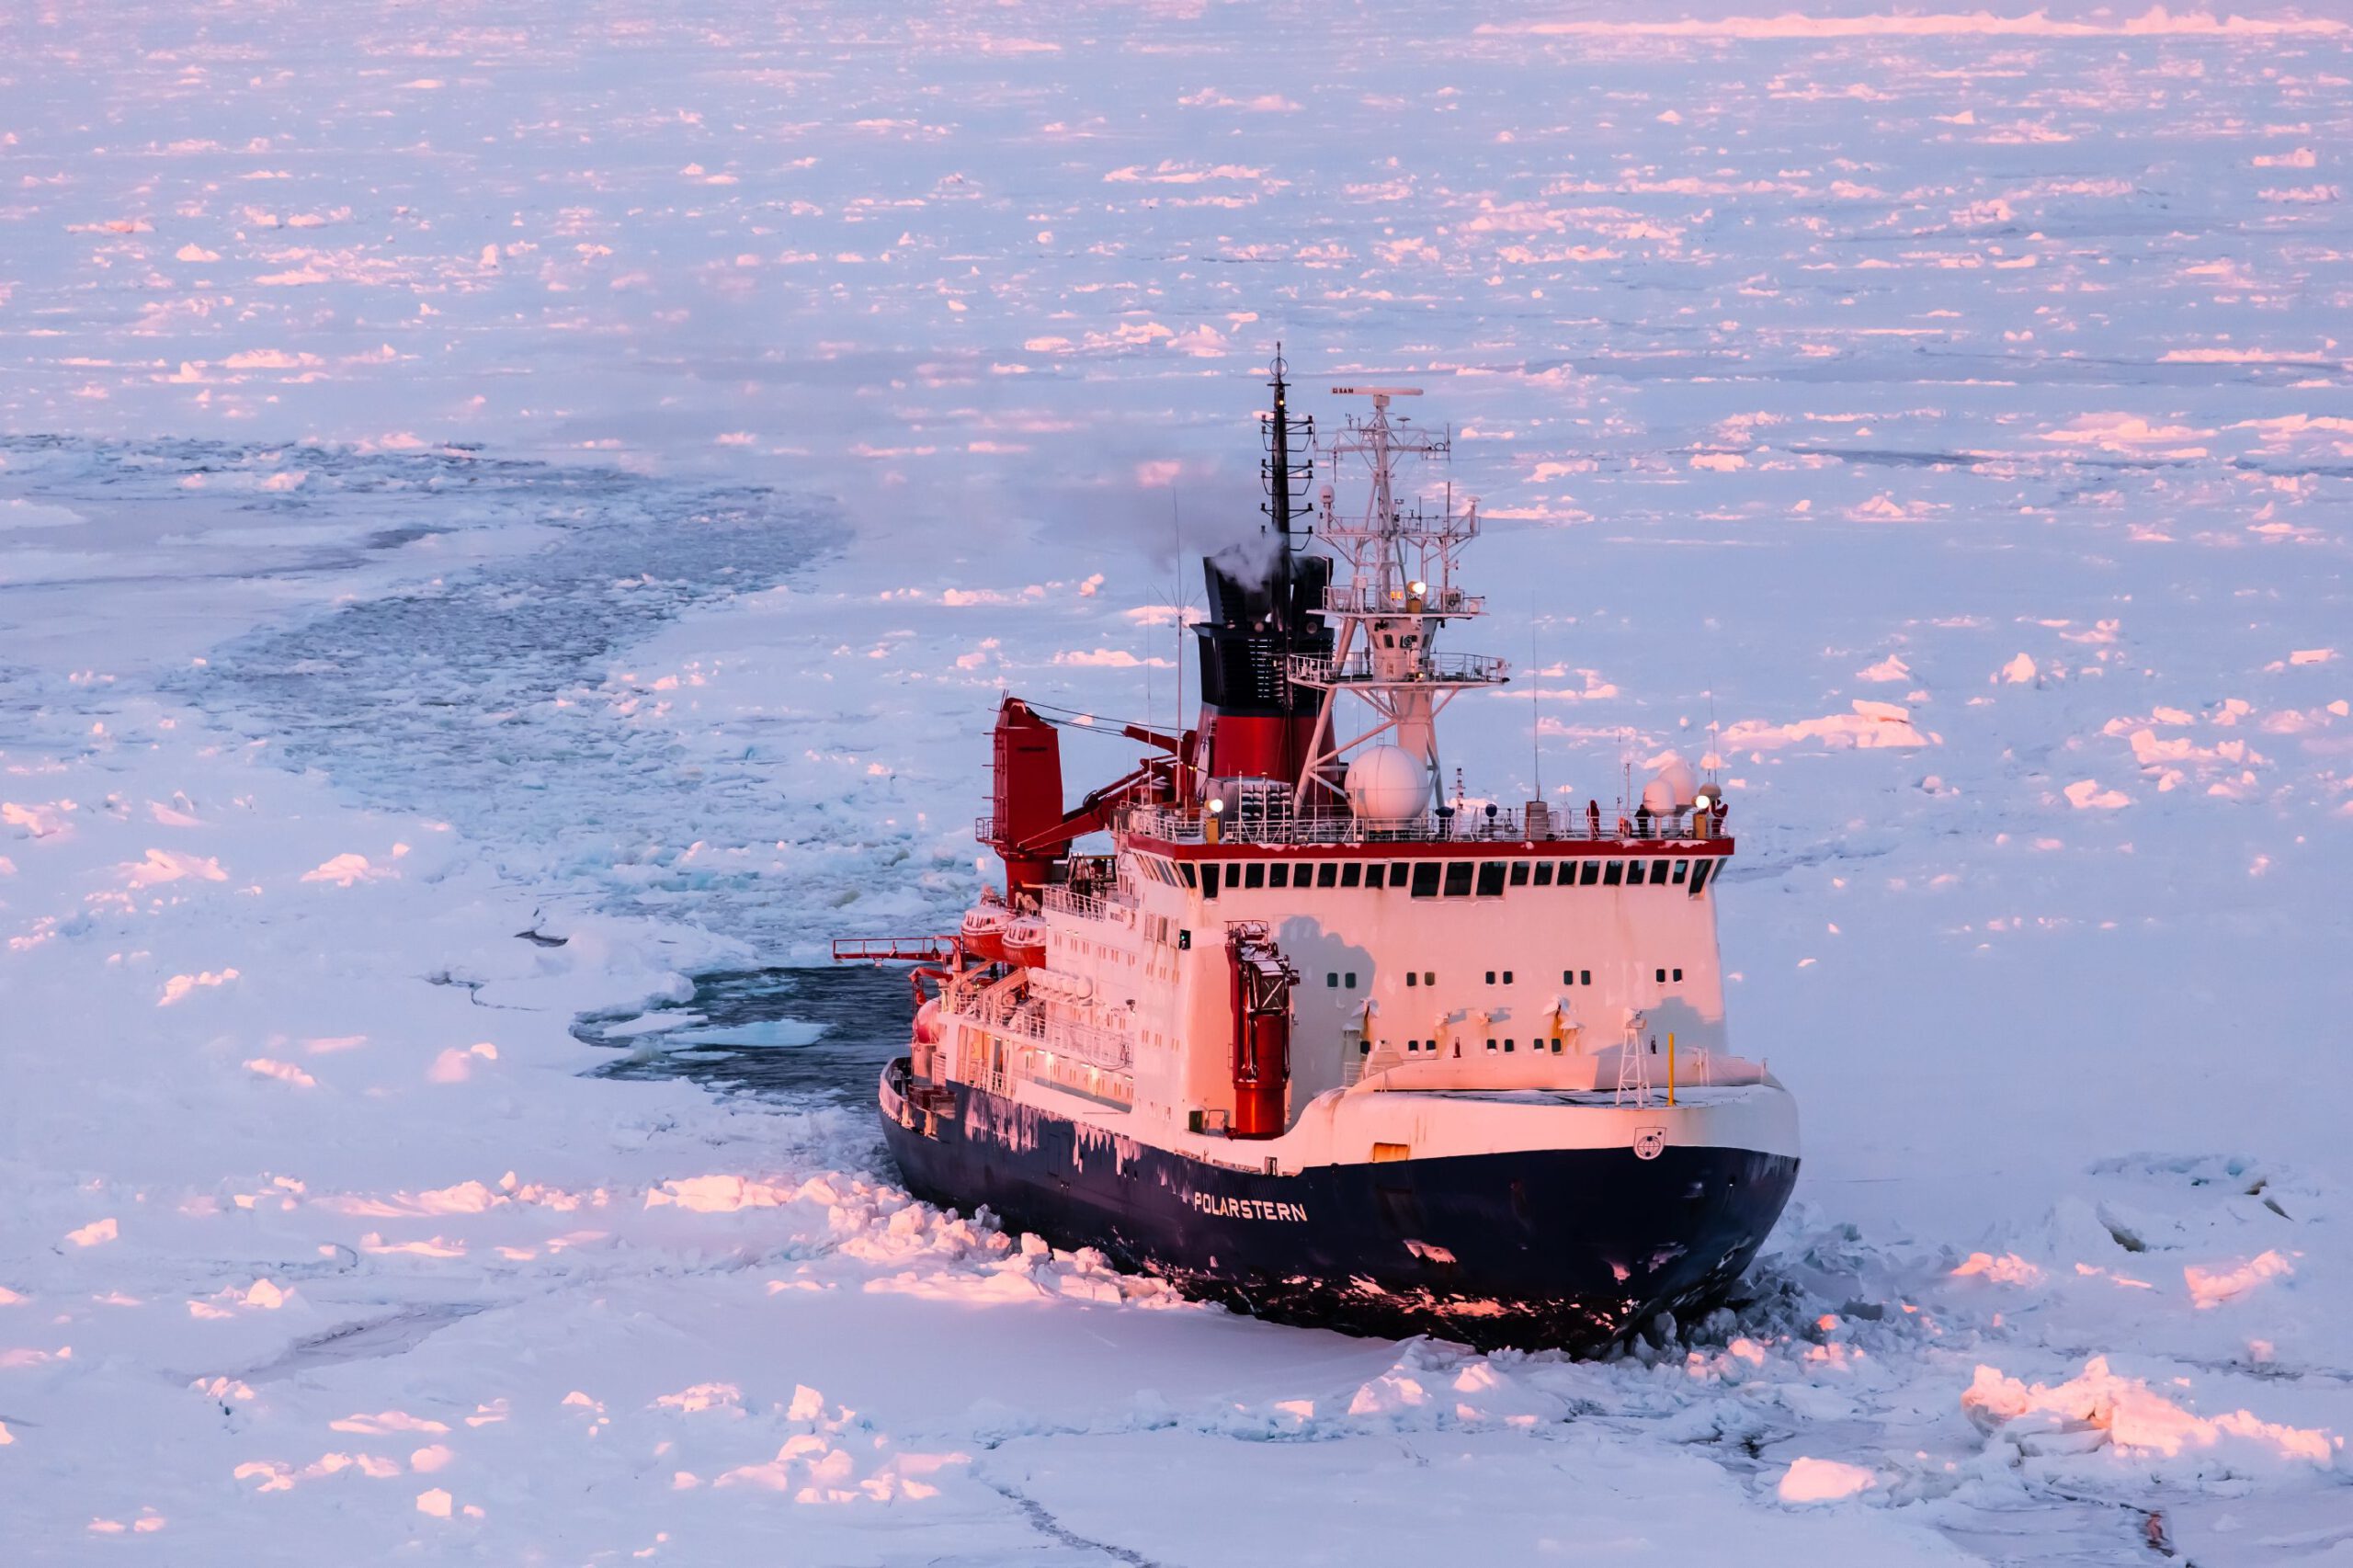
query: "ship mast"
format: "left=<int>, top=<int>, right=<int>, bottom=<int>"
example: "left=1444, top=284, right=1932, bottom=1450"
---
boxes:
left=1288, top=386, right=1506, bottom=812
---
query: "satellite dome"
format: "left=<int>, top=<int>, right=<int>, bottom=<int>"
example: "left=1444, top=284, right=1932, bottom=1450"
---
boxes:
left=1642, top=756, right=1699, bottom=814
left=1345, top=745, right=1430, bottom=826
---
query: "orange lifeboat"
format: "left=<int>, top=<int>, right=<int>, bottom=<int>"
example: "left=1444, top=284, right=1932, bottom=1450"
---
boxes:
left=959, top=903, right=1009, bottom=964
left=1004, top=914, right=1049, bottom=970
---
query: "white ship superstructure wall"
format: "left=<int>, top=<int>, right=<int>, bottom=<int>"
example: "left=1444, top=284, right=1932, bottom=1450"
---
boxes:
left=994, top=834, right=1733, bottom=1139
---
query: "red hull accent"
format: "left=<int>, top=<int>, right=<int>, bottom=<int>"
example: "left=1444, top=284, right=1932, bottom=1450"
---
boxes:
left=1225, top=924, right=1297, bottom=1139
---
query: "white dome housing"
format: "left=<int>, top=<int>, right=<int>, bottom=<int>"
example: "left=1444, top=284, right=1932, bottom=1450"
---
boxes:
left=1346, top=744, right=1432, bottom=825
left=1642, top=756, right=1699, bottom=815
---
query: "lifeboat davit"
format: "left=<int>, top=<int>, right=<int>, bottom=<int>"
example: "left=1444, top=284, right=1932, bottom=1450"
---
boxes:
left=960, top=903, right=1009, bottom=964
left=1003, top=914, right=1049, bottom=970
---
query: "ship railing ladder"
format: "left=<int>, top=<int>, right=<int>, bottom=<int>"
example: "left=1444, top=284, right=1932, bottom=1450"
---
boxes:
left=1614, top=1025, right=1654, bottom=1109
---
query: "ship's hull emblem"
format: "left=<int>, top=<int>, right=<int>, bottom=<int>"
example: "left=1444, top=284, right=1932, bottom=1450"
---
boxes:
left=1633, top=1127, right=1667, bottom=1160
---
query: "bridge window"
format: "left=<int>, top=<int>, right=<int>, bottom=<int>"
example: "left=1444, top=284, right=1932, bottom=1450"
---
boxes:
left=1532, top=862, right=1553, bottom=887
left=1267, top=863, right=1288, bottom=889
left=1673, top=859, right=1688, bottom=885
left=1689, top=859, right=1712, bottom=893
left=1202, top=864, right=1221, bottom=898
left=1392, top=862, right=1411, bottom=888
left=1580, top=861, right=1601, bottom=886
left=1245, top=863, right=1265, bottom=890
left=1509, top=861, right=1530, bottom=887
left=1476, top=861, right=1506, bottom=897
left=1603, top=861, right=1624, bottom=886
left=1650, top=859, right=1671, bottom=886
left=1179, top=864, right=1197, bottom=889
left=1317, top=862, right=1338, bottom=889
left=1340, top=862, right=1362, bottom=888
left=1411, top=862, right=1441, bottom=898
left=1443, top=861, right=1474, bottom=897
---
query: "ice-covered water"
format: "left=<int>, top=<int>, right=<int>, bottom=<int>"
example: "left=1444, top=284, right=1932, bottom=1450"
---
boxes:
left=6, top=3, right=2351, bottom=1562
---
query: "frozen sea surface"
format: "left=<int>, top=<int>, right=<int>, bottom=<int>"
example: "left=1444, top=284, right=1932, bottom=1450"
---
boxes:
left=4, top=2, right=2351, bottom=1563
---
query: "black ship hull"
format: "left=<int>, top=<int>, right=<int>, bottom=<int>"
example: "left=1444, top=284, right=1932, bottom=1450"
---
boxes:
left=880, top=1060, right=1798, bottom=1351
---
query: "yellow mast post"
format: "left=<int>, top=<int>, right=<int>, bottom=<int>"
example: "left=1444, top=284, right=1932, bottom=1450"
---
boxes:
left=1667, top=1030, right=1676, bottom=1107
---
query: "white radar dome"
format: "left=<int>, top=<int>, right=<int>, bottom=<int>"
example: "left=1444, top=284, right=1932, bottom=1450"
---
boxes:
left=1642, top=756, right=1699, bottom=815
left=1346, top=745, right=1431, bottom=825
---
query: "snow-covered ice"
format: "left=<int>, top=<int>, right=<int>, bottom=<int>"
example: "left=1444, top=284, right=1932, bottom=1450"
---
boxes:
left=5, top=2, right=2351, bottom=1562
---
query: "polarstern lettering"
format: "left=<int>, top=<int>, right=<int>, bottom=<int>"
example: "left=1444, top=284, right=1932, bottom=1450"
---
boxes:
left=1186, top=1191, right=1309, bottom=1222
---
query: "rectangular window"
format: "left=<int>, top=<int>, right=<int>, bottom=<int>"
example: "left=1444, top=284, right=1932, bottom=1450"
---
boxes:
left=1563, top=969, right=1575, bottom=985
left=1603, top=861, right=1623, bottom=886
left=1673, top=968, right=1684, bottom=981
left=1688, top=859, right=1711, bottom=894
left=1267, top=863, right=1289, bottom=889
left=1503, top=971, right=1514, bottom=985
left=1326, top=971, right=1338, bottom=987
left=1509, top=861, right=1530, bottom=887
left=1655, top=968, right=1666, bottom=983
left=1345, top=971, right=1357, bottom=987
left=1317, top=862, right=1338, bottom=889
left=1485, top=1039, right=1497, bottom=1053
left=1179, top=863, right=1197, bottom=889
left=1505, top=1040, right=1516, bottom=1053
left=1582, top=969, right=1592, bottom=985
left=1424, top=971, right=1436, bottom=986
left=1443, top=861, right=1474, bottom=897
left=1580, top=861, right=1601, bottom=886
left=1476, top=862, right=1506, bottom=897
left=1245, top=863, right=1266, bottom=890
left=1412, top=862, right=1442, bottom=899
left=1406, top=971, right=1418, bottom=988
left=1532, top=862, right=1553, bottom=887
left=1484, top=970, right=1496, bottom=985
left=1202, top=864, right=1221, bottom=898
left=1341, top=862, right=1363, bottom=889
left=1650, top=859, right=1671, bottom=886
left=1392, top=862, right=1412, bottom=889
left=1673, top=859, right=1689, bottom=885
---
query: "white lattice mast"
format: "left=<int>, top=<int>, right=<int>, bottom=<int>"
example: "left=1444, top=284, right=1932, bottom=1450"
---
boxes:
left=1288, top=386, right=1507, bottom=812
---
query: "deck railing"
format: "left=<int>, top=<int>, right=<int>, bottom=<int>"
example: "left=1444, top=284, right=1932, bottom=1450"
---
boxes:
left=1286, top=650, right=1509, bottom=687
left=945, top=994, right=1134, bottom=1072
left=1121, top=803, right=1726, bottom=848
left=1320, top=583, right=1485, bottom=619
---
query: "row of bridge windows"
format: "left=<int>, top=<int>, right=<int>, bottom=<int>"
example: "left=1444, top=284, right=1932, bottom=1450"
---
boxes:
left=1192, top=857, right=1713, bottom=899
